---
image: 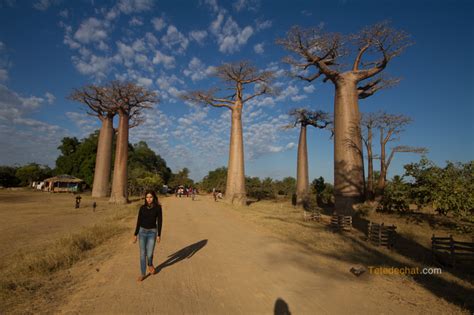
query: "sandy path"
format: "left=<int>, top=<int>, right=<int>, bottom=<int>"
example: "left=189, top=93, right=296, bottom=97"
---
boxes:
left=58, top=196, right=463, bottom=315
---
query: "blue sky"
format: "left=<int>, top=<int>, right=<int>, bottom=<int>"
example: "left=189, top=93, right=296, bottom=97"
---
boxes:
left=0, top=0, right=473, bottom=182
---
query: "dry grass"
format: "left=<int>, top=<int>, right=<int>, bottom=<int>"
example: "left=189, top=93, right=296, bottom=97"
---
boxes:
left=226, top=198, right=473, bottom=312
left=0, top=191, right=138, bottom=314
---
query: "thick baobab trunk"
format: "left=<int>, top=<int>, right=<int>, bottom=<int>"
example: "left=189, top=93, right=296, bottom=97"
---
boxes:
left=109, top=113, right=129, bottom=204
left=225, top=107, right=247, bottom=206
left=333, top=75, right=365, bottom=214
left=366, top=126, right=374, bottom=200
left=92, top=115, right=113, bottom=197
left=296, top=124, right=309, bottom=205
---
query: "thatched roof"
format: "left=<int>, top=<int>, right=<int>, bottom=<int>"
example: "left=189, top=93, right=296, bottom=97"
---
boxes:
left=44, top=175, right=83, bottom=183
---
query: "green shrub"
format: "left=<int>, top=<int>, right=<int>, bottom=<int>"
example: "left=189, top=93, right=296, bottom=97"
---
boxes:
left=378, top=176, right=410, bottom=213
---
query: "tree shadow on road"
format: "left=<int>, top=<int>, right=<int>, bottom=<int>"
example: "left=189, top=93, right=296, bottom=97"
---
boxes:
left=154, top=239, right=208, bottom=274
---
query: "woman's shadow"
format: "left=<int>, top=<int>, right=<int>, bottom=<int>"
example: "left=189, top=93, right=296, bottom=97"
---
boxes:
left=154, top=239, right=208, bottom=274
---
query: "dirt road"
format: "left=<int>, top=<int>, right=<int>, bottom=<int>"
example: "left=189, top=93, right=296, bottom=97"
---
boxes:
left=58, top=196, right=463, bottom=315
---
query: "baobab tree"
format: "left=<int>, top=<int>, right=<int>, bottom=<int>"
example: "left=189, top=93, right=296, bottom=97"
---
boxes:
left=376, top=113, right=427, bottom=192
left=183, top=61, right=274, bottom=206
left=107, top=81, right=158, bottom=204
left=361, top=112, right=380, bottom=200
left=285, top=108, right=330, bottom=205
left=69, top=85, right=116, bottom=198
left=277, top=21, right=411, bottom=214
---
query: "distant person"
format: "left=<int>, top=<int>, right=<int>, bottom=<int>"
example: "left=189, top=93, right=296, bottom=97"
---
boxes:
left=133, top=190, right=163, bottom=282
left=191, top=187, right=197, bottom=201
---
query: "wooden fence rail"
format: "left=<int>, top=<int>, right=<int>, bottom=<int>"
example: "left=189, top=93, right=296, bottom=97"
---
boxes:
left=367, top=222, right=397, bottom=248
left=432, top=235, right=474, bottom=267
left=330, top=214, right=352, bottom=231
left=303, top=210, right=321, bottom=222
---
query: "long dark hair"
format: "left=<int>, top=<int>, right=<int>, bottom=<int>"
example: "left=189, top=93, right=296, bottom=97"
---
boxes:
left=143, top=190, right=160, bottom=207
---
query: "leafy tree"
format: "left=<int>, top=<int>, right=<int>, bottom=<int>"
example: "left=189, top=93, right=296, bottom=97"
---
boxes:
left=55, top=133, right=99, bottom=187
left=274, top=177, right=296, bottom=196
left=129, top=141, right=172, bottom=184
left=310, top=177, right=334, bottom=206
left=377, top=175, right=410, bottom=213
left=404, top=158, right=474, bottom=217
left=128, top=168, right=164, bottom=196
left=168, top=168, right=194, bottom=189
left=0, top=166, right=20, bottom=187
left=200, top=167, right=227, bottom=193
left=246, top=176, right=275, bottom=201
left=15, top=163, right=52, bottom=186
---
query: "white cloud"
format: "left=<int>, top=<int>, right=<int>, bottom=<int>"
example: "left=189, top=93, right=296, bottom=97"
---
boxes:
left=0, top=85, right=61, bottom=143
left=116, top=41, right=135, bottom=60
left=255, top=19, right=272, bottom=31
left=156, top=73, right=184, bottom=90
left=65, top=111, right=99, bottom=137
left=20, top=96, right=44, bottom=109
left=233, top=0, right=260, bottom=12
left=251, top=96, right=275, bottom=107
left=137, top=77, right=153, bottom=87
left=118, top=0, right=154, bottom=14
left=0, top=69, right=7, bottom=82
left=276, top=85, right=299, bottom=102
left=291, top=94, right=307, bottom=102
left=33, top=0, right=59, bottom=11
left=254, top=43, right=264, bottom=54
left=183, top=57, right=215, bottom=82
left=210, top=13, right=254, bottom=54
left=202, top=0, right=220, bottom=13
left=72, top=54, right=112, bottom=79
left=286, top=142, right=296, bottom=149
left=152, top=50, right=176, bottom=69
left=161, top=25, right=189, bottom=54
left=189, top=30, right=208, bottom=45
left=129, top=16, right=143, bottom=26
left=145, top=32, right=159, bottom=46
left=59, top=9, right=69, bottom=18
left=151, top=17, right=166, bottom=31
left=303, top=85, right=316, bottom=93
left=74, top=18, right=108, bottom=44
left=45, top=92, right=56, bottom=104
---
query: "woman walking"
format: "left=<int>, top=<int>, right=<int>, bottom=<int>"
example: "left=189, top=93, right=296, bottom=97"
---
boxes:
left=133, top=190, right=163, bottom=281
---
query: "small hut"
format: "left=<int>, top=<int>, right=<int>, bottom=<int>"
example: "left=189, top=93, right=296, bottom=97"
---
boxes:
left=44, top=175, right=84, bottom=193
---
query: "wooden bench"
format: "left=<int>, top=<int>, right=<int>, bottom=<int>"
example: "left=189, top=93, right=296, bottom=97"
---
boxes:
left=432, top=235, right=474, bottom=267
left=330, top=214, right=352, bottom=231
left=367, top=222, right=397, bottom=248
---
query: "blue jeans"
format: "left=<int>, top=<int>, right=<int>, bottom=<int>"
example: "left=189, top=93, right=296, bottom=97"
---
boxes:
left=138, top=227, right=157, bottom=276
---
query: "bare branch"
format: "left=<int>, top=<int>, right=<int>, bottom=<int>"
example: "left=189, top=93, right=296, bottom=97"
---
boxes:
left=277, top=26, right=341, bottom=81
left=386, top=145, right=428, bottom=169
left=358, top=77, right=400, bottom=99
left=182, top=90, right=234, bottom=110
left=183, top=61, right=275, bottom=109
left=354, top=21, right=413, bottom=80
left=287, top=108, right=331, bottom=129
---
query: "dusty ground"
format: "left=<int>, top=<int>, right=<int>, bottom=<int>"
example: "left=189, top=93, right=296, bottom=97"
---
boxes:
left=54, top=195, right=467, bottom=315
left=0, top=189, right=118, bottom=265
